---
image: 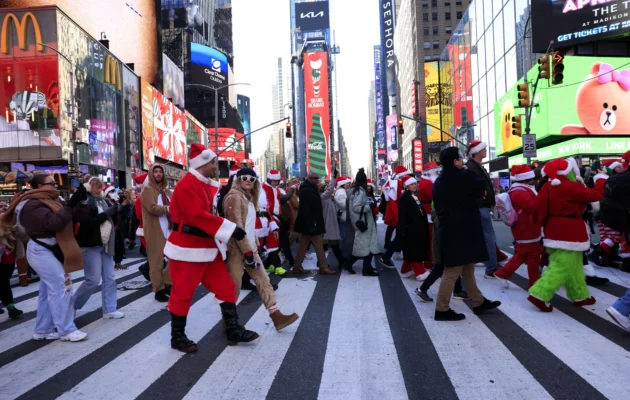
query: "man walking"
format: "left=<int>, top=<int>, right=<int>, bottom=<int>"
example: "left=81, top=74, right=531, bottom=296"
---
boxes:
left=465, top=140, right=499, bottom=278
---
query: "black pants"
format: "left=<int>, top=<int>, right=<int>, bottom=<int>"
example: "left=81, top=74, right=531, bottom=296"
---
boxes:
left=0, top=263, right=16, bottom=306
left=264, top=250, right=282, bottom=269
left=345, top=254, right=375, bottom=271
left=385, top=225, right=395, bottom=248
left=420, top=263, right=464, bottom=293
left=114, top=229, right=125, bottom=264
left=279, top=224, right=295, bottom=266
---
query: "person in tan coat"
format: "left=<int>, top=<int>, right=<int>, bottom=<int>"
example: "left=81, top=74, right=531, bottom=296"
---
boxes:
left=223, top=168, right=298, bottom=331
left=141, top=164, right=172, bottom=302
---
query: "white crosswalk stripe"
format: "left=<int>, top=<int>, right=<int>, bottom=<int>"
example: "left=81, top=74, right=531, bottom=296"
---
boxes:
left=1, top=256, right=629, bottom=400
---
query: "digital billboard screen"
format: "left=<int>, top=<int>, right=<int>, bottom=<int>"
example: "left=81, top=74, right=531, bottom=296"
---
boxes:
left=163, top=53, right=185, bottom=108
left=385, top=114, right=398, bottom=163
left=304, top=51, right=331, bottom=179
left=237, top=95, right=251, bottom=155
left=424, top=61, right=452, bottom=142
left=374, top=46, right=386, bottom=153
left=295, top=1, right=330, bottom=32
left=190, top=43, right=228, bottom=90
left=531, top=0, right=630, bottom=52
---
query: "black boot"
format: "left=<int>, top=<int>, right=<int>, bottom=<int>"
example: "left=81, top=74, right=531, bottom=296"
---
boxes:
left=139, top=262, right=151, bottom=281
left=622, top=258, right=630, bottom=273
left=170, top=312, right=198, bottom=353
left=241, top=269, right=257, bottom=291
left=155, top=289, right=169, bottom=303
left=220, top=302, right=259, bottom=346
left=332, top=246, right=346, bottom=268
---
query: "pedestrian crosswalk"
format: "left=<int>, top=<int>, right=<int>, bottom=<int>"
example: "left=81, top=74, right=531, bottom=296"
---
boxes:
left=1, top=255, right=629, bottom=400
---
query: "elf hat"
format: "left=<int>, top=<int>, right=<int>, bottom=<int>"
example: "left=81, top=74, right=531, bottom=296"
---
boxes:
left=267, top=170, right=281, bottom=181
left=541, top=158, right=573, bottom=186
left=511, top=164, right=535, bottom=182
left=394, top=165, right=412, bottom=179
left=229, top=164, right=240, bottom=177
left=337, top=176, right=352, bottom=188
left=401, top=175, right=418, bottom=187
left=466, top=140, right=487, bottom=157
left=189, top=143, right=217, bottom=170
left=367, top=178, right=374, bottom=187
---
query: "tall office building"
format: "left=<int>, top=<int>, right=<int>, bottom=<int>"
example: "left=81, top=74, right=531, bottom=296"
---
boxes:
left=368, top=81, right=377, bottom=180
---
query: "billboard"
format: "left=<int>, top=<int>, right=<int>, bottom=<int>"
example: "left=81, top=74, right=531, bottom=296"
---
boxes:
left=380, top=0, right=396, bottom=98
left=163, top=53, right=185, bottom=108
left=190, top=43, right=228, bottom=90
left=185, top=111, right=206, bottom=147
left=141, top=80, right=155, bottom=169
left=413, top=139, right=423, bottom=173
left=424, top=61, right=452, bottom=142
left=295, top=1, right=330, bottom=31
left=385, top=114, right=398, bottom=163
left=494, top=56, right=630, bottom=155
left=374, top=46, right=385, bottom=154
left=531, top=0, right=630, bottom=53
left=304, top=51, right=331, bottom=179
left=237, top=94, right=251, bottom=155
left=449, top=43, right=473, bottom=129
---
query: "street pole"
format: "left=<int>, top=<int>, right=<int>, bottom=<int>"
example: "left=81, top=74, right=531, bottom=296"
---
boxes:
left=399, top=114, right=469, bottom=147
left=214, top=88, right=219, bottom=155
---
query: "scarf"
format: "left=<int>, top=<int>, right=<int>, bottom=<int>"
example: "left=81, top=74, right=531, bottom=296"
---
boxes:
left=90, top=194, right=117, bottom=256
left=0, top=188, right=83, bottom=273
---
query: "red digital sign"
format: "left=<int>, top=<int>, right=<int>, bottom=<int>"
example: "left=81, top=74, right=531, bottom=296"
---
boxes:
left=304, top=51, right=331, bottom=179
left=413, top=139, right=423, bottom=173
left=411, top=81, right=418, bottom=116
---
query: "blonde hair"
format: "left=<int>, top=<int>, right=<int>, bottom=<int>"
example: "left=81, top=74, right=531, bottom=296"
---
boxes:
left=232, top=175, right=260, bottom=208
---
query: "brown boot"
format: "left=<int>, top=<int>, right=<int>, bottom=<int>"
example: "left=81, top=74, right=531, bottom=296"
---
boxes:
left=318, top=267, right=337, bottom=275
left=270, top=310, right=299, bottom=331
left=18, top=273, right=29, bottom=287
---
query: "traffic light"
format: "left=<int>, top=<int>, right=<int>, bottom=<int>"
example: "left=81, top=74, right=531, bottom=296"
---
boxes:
left=397, top=119, right=404, bottom=136
left=551, top=51, right=565, bottom=85
left=511, top=115, right=522, bottom=137
left=285, top=121, right=292, bottom=138
left=517, top=83, right=530, bottom=107
left=538, top=55, right=550, bottom=79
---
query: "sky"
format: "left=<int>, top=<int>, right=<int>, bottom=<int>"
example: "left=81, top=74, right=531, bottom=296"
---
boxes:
left=233, top=0, right=381, bottom=172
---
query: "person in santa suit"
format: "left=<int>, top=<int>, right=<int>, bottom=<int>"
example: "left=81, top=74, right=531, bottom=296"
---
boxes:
left=380, top=166, right=412, bottom=267
left=493, top=165, right=543, bottom=288
left=165, top=144, right=259, bottom=352
left=259, top=170, right=292, bottom=276
left=132, top=174, right=153, bottom=281
left=415, top=161, right=441, bottom=273
left=528, top=157, right=608, bottom=312
left=397, top=175, right=431, bottom=281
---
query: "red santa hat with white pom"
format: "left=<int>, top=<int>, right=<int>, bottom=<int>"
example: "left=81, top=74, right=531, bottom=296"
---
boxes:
left=466, top=140, right=487, bottom=157
left=622, top=150, right=630, bottom=170
left=401, top=175, right=417, bottom=187
left=133, top=173, right=148, bottom=190
left=336, top=176, right=352, bottom=188
left=229, top=164, right=240, bottom=177
left=367, top=178, right=374, bottom=188
left=189, top=143, right=217, bottom=170
left=511, top=164, right=535, bottom=182
left=541, top=158, right=586, bottom=186
left=393, top=165, right=412, bottom=179
left=267, top=170, right=281, bottom=181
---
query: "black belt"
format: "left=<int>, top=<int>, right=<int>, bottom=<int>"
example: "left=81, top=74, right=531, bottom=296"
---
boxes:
left=172, top=223, right=214, bottom=239
left=258, top=211, right=271, bottom=218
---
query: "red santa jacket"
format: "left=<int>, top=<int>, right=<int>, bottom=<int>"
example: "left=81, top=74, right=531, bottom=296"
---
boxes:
left=534, top=174, right=607, bottom=251
left=383, top=179, right=404, bottom=226
left=508, top=183, right=542, bottom=243
left=260, top=183, right=282, bottom=217
left=164, top=169, right=237, bottom=262
left=418, top=177, right=433, bottom=222
left=134, top=197, right=144, bottom=237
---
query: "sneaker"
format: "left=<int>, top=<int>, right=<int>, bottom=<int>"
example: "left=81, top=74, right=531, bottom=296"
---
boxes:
left=305, top=253, right=313, bottom=260
left=414, top=288, right=433, bottom=302
left=274, top=266, right=287, bottom=276
left=155, top=290, right=169, bottom=303
left=33, top=332, right=60, bottom=341
left=400, top=270, right=414, bottom=278
left=494, top=273, right=510, bottom=288
left=103, top=311, right=125, bottom=319
left=60, top=330, right=88, bottom=342
left=394, top=253, right=404, bottom=261
left=452, top=291, right=470, bottom=300
left=7, top=306, right=23, bottom=319
left=606, top=306, right=630, bottom=332
left=473, top=298, right=502, bottom=315
left=435, top=309, right=466, bottom=321
left=266, top=266, right=276, bottom=273
left=415, top=271, right=430, bottom=282
left=379, top=258, right=395, bottom=268
left=484, top=272, right=497, bottom=279
left=362, top=267, right=379, bottom=277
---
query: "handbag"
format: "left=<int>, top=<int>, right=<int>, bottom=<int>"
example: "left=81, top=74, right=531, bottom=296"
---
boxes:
left=355, top=205, right=368, bottom=233
left=30, top=237, right=65, bottom=264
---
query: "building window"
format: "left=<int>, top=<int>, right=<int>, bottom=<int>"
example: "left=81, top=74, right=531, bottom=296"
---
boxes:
left=423, top=13, right=429, bottom=22
left=424, top=55, right=432, bottom=61
left=445, top=1, right=451, bottom=5
left=431, top=0, right=437, bottom=6
left=456, top=1, right=463, bottom=5
left=433, top=27, right=439, bottom=35
left=446, top=26, right=452, bottom=34
left=433, top=41, right=440, bottom=49
left=457, top=11, right=463, bottom=19
left=422, top=0, right=428, bottom=7
left=445, top=12, right=451, bottom=20
left=424, top=41, right=431, bottom=49
left=432, top=12, right=438, bottom=21
left=423, top=27, right=430, bottom=35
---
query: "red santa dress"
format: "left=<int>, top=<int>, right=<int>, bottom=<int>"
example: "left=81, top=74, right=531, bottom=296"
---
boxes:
left=258, top=182, right=281, bottom=252
left=133, top=173, right=148, bottom=248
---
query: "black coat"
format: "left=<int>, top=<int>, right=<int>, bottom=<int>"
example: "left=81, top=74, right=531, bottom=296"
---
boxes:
left=76, top=196, right=118, bottom=248
left=397, top=190, right=430, bottom=262
left=466, top=158, right=495, bottom=208
left=293, top=180, right=326, bottom=236
left=433, top=167, right=488, bottom=267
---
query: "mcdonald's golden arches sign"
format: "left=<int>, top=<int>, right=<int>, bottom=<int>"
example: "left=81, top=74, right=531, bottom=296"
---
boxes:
left=0, top=12, right=44, bottom=55
left=104, top=55, right=122, bottom=91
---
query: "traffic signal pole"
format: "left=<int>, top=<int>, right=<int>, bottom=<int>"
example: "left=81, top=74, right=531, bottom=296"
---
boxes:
left=218, top=117, right=289, bottom=156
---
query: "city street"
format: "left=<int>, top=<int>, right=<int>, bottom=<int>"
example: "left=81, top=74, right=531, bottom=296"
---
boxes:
left=1, top=222, right=629, bottom=400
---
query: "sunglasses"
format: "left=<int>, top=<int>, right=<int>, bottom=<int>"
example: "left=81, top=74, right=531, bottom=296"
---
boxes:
left=239, top=176, right=257, bottom=183
left=42, top=181, right=58, bottom=186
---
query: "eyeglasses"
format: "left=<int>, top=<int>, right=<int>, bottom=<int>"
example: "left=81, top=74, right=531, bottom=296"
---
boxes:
left=42, top=181, right=58, bottom=187
left=239, top=176, right=257, bottom=183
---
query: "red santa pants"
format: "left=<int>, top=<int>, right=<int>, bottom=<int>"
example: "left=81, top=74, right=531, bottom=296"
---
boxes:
left=494, top=242, right=543, bottom=288
left=168, top=258, right=236, bottom=317
left=401, top=261, right=427, bottom=276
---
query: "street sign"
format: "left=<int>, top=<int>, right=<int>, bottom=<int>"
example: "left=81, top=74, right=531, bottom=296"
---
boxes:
left=522, top=134, right=537, bottom=158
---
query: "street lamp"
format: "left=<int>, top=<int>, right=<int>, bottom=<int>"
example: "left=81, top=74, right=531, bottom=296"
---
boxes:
left=185, top=82, right=250, bottom=154
left=37, top=43, right=80, bottom=185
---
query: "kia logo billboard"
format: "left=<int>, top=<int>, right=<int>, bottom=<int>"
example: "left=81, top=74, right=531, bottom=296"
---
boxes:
left=190, top=43, right=228, bottom=89
left=295, top=1, right=330, bottom=32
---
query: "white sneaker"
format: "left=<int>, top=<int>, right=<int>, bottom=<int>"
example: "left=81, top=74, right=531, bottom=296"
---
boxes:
left=60, top=330, right=88, bottom=342
left=415, top=271, right=431, bottom=282
left=400, top=270, right=414, bottom=278
left=103, top=311, right=125, bottom=319
left=494, top=274, right=510, bottom=288
left=394, top=253, right=404, bottom=260
left=606, top=306, right=630, bottom=332
left=305, top=253, right=313, bottom=260
left=32, top=332, right=60, bottom=341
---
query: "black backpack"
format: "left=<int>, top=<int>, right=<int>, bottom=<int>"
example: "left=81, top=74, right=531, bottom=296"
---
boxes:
left=600, top=170, right=630, bottom=232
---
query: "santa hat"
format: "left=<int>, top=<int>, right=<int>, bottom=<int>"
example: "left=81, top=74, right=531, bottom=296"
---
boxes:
left=466, top=140, right=487, bottom=157
left=541, top=158, right=575, bottom=186
left=622, top=150, right=630, bottom=167
left=267, top=170, right=281, bottom=180
left=337, top=176, right=352, bottom=188
left=367, top=178, right=374, bottom=187
left=608, top=161, right=623, bottom=171
left=511, top=164, right=535, bottom=182
left=189, top=143, right=217, bottom=170
left=103, top=185, right=116, bottom=196
left=229, top=164, right=240, bottom=177
left=401, top=175, right=417, bottom=187
left=423, top=161, right=440, bottom=171
left=394, top=165, right=412, bottom=179
left=133, top=173, right=148, bottom=189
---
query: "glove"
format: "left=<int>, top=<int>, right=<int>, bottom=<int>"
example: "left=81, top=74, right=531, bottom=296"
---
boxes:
left=231, top=226, right=247, bottom=241
left=244, top=251, right=258, bottom=269
left=67, top=185, right=87, bottom=208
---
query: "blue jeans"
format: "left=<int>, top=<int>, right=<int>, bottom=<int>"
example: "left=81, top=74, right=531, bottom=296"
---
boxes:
left=613, top=288, right=630, bottom=317
left=74, top=246, right=118, bottom=314
left=479, top=208, right=498, bottom=274
left=27, top=240, right=78, bottom=336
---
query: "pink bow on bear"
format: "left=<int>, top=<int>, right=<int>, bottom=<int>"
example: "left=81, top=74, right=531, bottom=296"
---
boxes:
left=597, top=63, right=630, bottom=91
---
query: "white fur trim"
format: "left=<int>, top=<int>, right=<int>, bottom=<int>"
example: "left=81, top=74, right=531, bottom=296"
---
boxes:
left=215, top=219, right=237, bottom=243
left=394, top=170, right=412, bottom=179
left=603, top=238, right=614, bottom=248
left=404, top=177, right=418, bottom=187
left=136, top=227, right=144, bottom=236
left=229, top=169, right=239, bottom=177
left=511, top=170, right=535, bottom=181
left=256, top=228, right=269, bottom=237
left=515, top=236, right=542, bottom=244
left=543, top=238, right=591, bottom=251
left=367, top=182, right=374, bottom=187
left=337, top=178, right=352, bottom=188
left=189, top=149, right=217, bottom=170
left=589, top=202, right=600, bottom=213
left=558, top=159, right=573, bottom=176
left=163, top=241, right=219, bottom=262
left=267, top=172, right=281, bottom=180
left=609, top=161, right=622, bottom=171
left=593, top=173, right=609, bottom=184
left=468, top=142, right=487, bottom=156
left=582, top=262, right=596, bottom=277
left=269, top=220, right=279, bottom=232
left=551, top=178, right=561, bottom=186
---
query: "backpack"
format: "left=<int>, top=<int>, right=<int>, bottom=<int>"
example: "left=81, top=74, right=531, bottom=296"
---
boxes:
left=495, top=187, right=527, bottom=227
left=600, top=170, right=630, bottom=232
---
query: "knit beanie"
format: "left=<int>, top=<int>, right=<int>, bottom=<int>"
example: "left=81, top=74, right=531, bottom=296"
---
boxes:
left=236, top=168, right=257, bottom=178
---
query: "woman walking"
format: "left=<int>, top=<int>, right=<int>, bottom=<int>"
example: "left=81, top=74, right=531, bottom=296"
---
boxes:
left=0, top=224, right=28, bottom=318
left=397, top=175, right=431, bottom=281
left=321, top=173, right=346, bottom=268
left=73, top=177, right=125, bottom=319
left=343, top=169, right=379, bottom=276
left=0, top=173, right=89, bottom=341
